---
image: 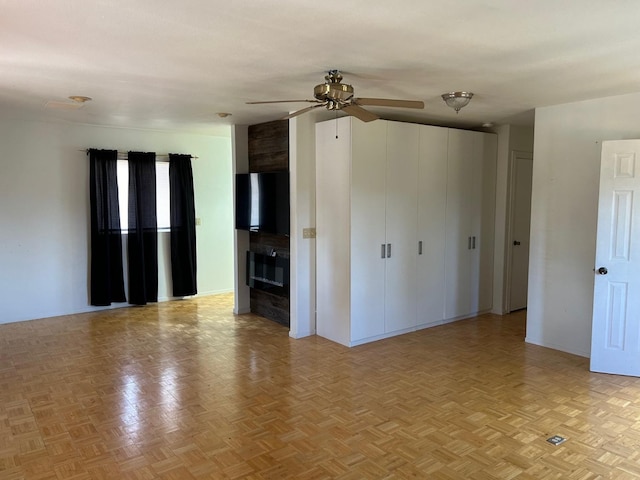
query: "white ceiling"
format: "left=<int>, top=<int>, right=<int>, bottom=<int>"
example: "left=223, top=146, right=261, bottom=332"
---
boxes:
left=3, top=0, right=640, bottom=136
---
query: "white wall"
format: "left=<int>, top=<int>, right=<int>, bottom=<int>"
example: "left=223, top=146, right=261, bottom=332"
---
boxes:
left=527, top=92, right=640, bottom=357
left=0, top=116, right=234, bottom=324
left=231, top=114, right=322, bottom=337
left=231, top=125, right=250, bottom=315
left=289, top=113, right=318, bottom=338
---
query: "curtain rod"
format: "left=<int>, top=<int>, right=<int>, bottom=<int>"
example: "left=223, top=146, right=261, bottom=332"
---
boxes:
left=82, top=149, right=198, bottom=159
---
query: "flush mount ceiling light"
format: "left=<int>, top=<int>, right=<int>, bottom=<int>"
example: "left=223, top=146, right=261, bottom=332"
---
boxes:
left=68, top=95, right=92, bottom=103
left=441, top=92, right=473, bottom=113
left=45, top=95, right=92, bottom=110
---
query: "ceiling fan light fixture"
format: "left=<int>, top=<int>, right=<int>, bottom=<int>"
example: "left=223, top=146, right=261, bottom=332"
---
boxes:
left=441, top=91, right=473, bottom=113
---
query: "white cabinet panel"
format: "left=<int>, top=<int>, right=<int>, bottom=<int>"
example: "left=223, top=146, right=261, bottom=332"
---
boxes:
left=315, top=118, right=353, bottom=346
left=477, top=133, right=497, bottom=313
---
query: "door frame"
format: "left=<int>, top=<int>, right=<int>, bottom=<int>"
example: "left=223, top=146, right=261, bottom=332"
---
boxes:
left=504, top=150, right=533, bottom=313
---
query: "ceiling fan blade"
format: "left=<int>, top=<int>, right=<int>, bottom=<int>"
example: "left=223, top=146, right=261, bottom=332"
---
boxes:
left=354, top=98, right=424, bottom=109
left=282, top=103, right=326, bottom=120
left=246, top=99, right=320, bottom=105
left=342, top=104, right=379, bottom=122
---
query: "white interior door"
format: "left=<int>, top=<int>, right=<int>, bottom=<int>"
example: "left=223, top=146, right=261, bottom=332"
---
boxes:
left=508, top=152, right=533, bottom=312
left=590, top=140, right=640, bottom=376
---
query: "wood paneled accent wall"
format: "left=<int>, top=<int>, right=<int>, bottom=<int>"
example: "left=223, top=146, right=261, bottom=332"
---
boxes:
left=247, top=119, right=290, bottom=326
left=248, top=120, right=289, bottom=172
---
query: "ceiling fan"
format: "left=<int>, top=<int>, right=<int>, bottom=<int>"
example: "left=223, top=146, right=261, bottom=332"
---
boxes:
left=246, top=70, right=424, bottom=122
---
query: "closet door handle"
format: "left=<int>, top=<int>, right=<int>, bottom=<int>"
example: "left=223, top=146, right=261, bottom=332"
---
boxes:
left=472, top=236, right=476, bottom=249
left=387, top=243, right=392, bottom=258
left=381, top=244, right=386, bottom=258
left=418, top=241, right=423, bottom=255
left=468, top=237, right=472, bottom=250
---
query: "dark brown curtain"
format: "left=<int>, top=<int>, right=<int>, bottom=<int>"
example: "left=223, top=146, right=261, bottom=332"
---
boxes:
left=89, top=149, right=126, bottom=306
left=169, top=154, right=197, bottom=296
left=128, top=151, right=158, bottom=305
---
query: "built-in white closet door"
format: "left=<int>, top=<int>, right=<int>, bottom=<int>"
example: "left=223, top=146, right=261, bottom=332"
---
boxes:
left=444, top=130, right=497, bottom=319
left=417, top=125, right=448, bottom=326
left=444, top=129, right=476, bottom=319
left=350, top=119, right=388, bottom=341
left=316, top=118, right=497, bottom=347
left=384, top=121, right=419, bottom=332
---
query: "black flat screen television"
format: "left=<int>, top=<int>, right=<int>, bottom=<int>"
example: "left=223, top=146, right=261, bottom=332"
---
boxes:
left=235, top=172, right=290, bottom=235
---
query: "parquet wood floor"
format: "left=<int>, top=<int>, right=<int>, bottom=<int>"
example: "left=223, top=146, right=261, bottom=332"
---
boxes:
left=2, top=295, right=640, bottom=479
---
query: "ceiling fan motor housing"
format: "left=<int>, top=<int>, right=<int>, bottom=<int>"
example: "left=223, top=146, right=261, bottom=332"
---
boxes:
left=314, top=82, right=354, bottom=102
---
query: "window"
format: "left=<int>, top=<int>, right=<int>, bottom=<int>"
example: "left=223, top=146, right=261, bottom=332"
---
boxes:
left=116, top=160, right=170, bottom=232
left=155, top=162, right=170, bottom=231
left=250, top=172, right=260, bottom=229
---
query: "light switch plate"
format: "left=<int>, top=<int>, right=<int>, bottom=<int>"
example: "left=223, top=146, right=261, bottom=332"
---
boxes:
left=303, top=228, right=316, bottom=239
left=195, top=217, right=202, bottom=226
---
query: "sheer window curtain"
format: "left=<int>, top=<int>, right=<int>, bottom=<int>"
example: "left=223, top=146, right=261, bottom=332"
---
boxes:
left=89, top=149, right=126, bottom=306
left=169, top=154, right=197, bottom=296
left=128, top=151, right=158, bottom=305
